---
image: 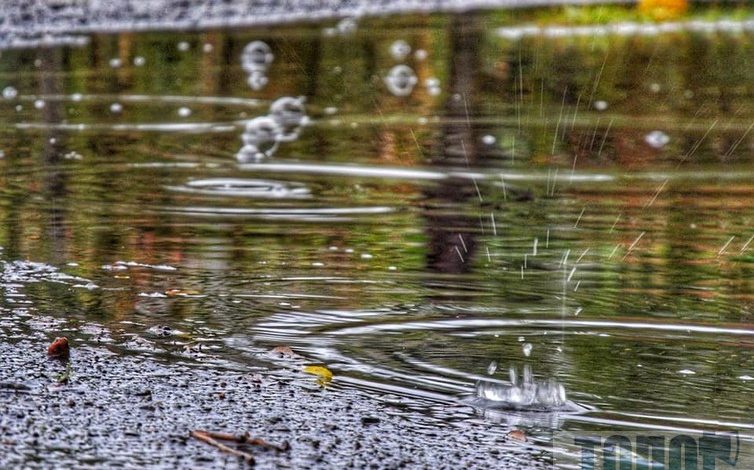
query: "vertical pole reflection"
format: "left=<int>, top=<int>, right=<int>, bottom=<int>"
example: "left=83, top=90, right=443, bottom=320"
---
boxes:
left=424, top=13, right=482, bottom=275
left=39, top=47, right=68, bottom=264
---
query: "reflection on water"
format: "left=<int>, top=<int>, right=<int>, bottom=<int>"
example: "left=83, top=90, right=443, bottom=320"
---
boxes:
left=1, top=6, right=754, bottom=466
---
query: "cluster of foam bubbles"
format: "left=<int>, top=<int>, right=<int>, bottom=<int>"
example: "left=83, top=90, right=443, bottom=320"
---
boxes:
left=241, top=41, right=274, bottom=91
left=384, top=39, right=438, bottom=98
left=236, top=96, right=309, bottom=162
left=474, top=365, right=569, bottom=411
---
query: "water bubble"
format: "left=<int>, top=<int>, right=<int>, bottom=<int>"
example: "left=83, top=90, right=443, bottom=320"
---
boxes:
left=133, top=56, right=145, bottom=67
left=177, top=107, right=192, bottom=117
left=522, top=343, right=533, bottom=357
left=34, top=99, right=45, bottom=109
left=110, top=102, right=123, bottom=113
left=270, top=96, right=308, bottom=141
left=247, top=71, right=269, bottom=91
left=202, top=43, right=214, bottom=53
left=34, top=59, right=42, bottom=68
left=644, top=130, right=670, bottom=149
left=109, top=58, right=122, bottom=68
left=389, top=40, right=411, bottom=61
left=237, top=116, right=280, bottom=162
left=487, top=361, right=498, bottom=375
left=177, top=41, right=190, bottom=52
left=649, top=83, right=661, bottom=93
left=385, top=65, right=417, bottom=97
left=336, top=17, right=358, bottom=35
left=241, top=41, right=274, bottom=73
left=414, top=49, right=428, bottom=61
left=482, top=135, right=496, bottom=145
left=71, top=93, right=82, bottom=101
left=360, top=253, right=373, bottom=259
left=15, top=105, right=22, bottom=112
left=2, top=86, right=17, bottom=100
left=593, top=100, right=608, bottom=111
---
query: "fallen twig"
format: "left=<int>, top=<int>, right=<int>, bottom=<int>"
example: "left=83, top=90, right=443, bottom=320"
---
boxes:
left=195, top=430, right=289, bottom=452
left=190, top=430, right=255, bottom=465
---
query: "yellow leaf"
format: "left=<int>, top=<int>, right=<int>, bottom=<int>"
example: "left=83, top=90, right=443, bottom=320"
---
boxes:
left=303, top=365, right=333, bottom=385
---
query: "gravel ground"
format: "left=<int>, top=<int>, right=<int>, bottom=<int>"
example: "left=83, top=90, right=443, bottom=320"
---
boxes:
left=0, top=337, right=549, bottom=469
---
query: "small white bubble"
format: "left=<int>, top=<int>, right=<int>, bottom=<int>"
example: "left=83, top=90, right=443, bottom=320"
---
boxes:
left=110, top=102, right=123, bottom=113
left=133, top=56, right=145, bottom=67
left=109, top=58, right=122, bottom=68
left=389, top=40, right=411, bottom=61
left=594, top=100, right=608, bottom=111
left=329, top=246, right=338, bottom=251
left=311, top=262, right=324, bottom=267
left=360, top=253, right=373, bottom=259
left=71, top=93, right=83, bottom=101
left=15, top=105, right=22, bottom=112
left=2, top=86, right=17, bottom=100
left=177, top=107, right=192, bottom=117
left=336, top=17, right=358, bottom=35
left=34, top=59, right=42, bottom=68
left=49, top=138, right=56, bottom=144
left=177, top=41, right=190, bottom=52
left=414, top=49, right=428, bottom=61
left=388, top=266, right=397, bottom=271
left=324, top=107, right=338, bottom=115
left=34, top=99, right=45, bottom=109
left=202, top=43, right=214, bottom=53
left=649, top=83, right=661, bottom=93
left=644, top=130, right=670, bottom=149
left=482, top=135, right=496, bottom=145
left=678, top=369, right=696, bottom=375
left=522, top=343, right=533, bottom=357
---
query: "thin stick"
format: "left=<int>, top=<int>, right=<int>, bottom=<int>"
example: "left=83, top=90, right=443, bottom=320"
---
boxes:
left=191, top=430, right=255, bottom=464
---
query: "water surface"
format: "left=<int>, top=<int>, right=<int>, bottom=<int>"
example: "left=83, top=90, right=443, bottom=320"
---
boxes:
left=1, top=9, right=754, bottom=465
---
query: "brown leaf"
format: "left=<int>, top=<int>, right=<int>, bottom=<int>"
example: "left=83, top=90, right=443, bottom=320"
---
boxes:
left=270, top=345, right=296, bottom=357
left=507, top=429, right=527, bottom=442
left=47, top=337, right=70, bottom=359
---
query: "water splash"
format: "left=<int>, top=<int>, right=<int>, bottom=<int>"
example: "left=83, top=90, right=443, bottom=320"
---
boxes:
left=473, top=365, right=572, bottom=411
left=241, top=41, right=274, bottom=91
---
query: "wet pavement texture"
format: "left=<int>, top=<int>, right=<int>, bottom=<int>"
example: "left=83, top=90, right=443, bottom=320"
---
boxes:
left=0, top=337, right=540, bottom=469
